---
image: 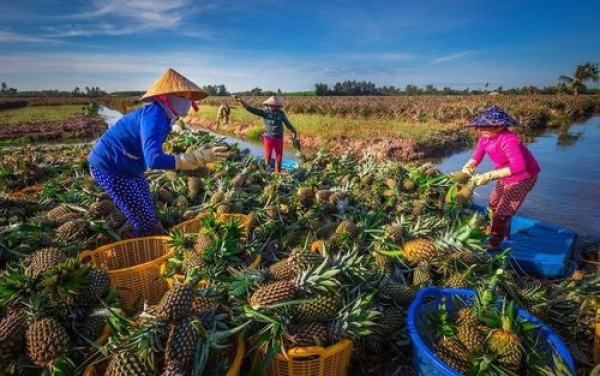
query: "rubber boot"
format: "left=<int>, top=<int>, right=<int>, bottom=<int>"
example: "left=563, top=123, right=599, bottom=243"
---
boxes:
left=489, top=215, right=511, bottom=250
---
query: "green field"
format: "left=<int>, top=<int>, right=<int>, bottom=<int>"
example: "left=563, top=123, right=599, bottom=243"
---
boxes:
left=0, top=105, right=84, bottom=125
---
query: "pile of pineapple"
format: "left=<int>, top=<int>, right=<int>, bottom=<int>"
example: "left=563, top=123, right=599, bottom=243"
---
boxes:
left=0, top=248, right=113, bottom=375
left=100, top=278, right=240, bottom=376
left=0, top=130, right=598, bottom=375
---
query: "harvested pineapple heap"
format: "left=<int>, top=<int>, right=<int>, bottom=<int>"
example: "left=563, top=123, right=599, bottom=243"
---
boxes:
left=0, top=248, right=114, bottom=375
left=98, top=275, right=240, bottom=376
left=1, top=130, right=598, bottom=375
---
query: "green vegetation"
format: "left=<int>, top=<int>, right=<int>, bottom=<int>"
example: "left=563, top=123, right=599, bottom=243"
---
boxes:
left=0, top=105, right=83, bottom=125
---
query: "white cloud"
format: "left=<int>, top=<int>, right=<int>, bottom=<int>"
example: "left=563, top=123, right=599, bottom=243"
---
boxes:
left=432, top=50, right=478, bottom=64
left=0, top=31, right=57, bottom=43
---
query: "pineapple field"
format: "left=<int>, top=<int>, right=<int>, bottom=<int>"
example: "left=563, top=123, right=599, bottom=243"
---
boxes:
left=0, top=128, right=598, bottom=376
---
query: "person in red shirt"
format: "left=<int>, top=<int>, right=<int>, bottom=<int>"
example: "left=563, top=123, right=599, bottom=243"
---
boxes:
left=461, top=106, right=541, bottom=249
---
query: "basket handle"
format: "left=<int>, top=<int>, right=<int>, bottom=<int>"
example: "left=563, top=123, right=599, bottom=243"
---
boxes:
left=287, top=346, right=326, bottom=359
left=79, top=249, right=95, bottom=263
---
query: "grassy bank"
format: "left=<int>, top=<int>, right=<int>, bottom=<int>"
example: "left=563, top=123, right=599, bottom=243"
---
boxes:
left=193, top=105, right=465, bottom=143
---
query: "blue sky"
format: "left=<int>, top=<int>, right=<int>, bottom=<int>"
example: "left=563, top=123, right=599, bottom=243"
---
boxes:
left=1, top=0, right=599, bottom=92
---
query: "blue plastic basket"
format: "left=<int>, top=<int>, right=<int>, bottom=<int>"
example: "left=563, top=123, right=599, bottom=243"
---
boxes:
left=407, top=287, right=575, bottom=376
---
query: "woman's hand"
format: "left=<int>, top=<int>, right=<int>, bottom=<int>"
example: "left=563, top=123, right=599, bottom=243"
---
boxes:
left=193, top=144, right=230, bottom=164
left=174, top=153, right=202, bottom=170
left=231, top=95, right=245, bottom=107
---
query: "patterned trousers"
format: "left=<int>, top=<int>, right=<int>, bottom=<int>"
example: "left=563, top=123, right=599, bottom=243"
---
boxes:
left=90, top=167, right=158, bottom=236
left=489, top=175, right=538, bottom=216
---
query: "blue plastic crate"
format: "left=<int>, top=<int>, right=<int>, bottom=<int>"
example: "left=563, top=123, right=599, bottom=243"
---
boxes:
left=269, top=158, right=299, bottom=171
left=407, top=287, right=575, bottom=376
left=471, top=205, right=578, bottom=279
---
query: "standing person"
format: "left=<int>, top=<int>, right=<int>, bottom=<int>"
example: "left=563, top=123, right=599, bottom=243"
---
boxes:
left=460, top=105, right=541, bottom=249
left=88, top=68, right=229, bottom=237
left=232, top=95, right=298, bottom=173
left=216, top=101, right=231, bottom=129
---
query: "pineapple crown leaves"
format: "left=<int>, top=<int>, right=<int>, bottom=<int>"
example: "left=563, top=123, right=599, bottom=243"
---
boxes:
left=0, top=263, right=37, bottom=306
left=167, top=229, right=196, bottom=253
left=327, top=248, right=369, bottom=283
left=37, top=258, right=91, bottom=303
left=535, top=353, right=576, bottom=376
left=428, top=296, right=457, bottom=339
left=294, top=258, right=341, bottom=295
left=225, top=267, right=271, bottom=302
left=330, top=294, right=380, bottom=341
left=125, top=319, right=168, bottom=368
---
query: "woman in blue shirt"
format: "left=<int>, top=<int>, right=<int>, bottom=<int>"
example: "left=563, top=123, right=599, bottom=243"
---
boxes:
left=88, top=68, right=228, bottom=236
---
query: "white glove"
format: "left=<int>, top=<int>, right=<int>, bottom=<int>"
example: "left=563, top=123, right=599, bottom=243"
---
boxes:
left=175, top=154, right=202, bottom=171
left=461, top=159, right=478, bottom=176
left=192, top=145, right=230, bottom=165
left=472, top=167, right=512, bottom=186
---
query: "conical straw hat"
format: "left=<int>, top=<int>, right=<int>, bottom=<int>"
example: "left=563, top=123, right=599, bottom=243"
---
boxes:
left=140, top=68, right=209, bottom=101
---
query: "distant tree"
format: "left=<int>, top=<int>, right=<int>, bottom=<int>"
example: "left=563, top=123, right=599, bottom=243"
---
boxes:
left=405, top=84, right=420, bottom=96
left=559, top=62, right=599, bottom=95
left=314, top=83, right=329, bottom=96
left=249, top=87, right=263, bottom=96
left=277, top=88, right=282, bottom=95
left=73, top=87, right=81, bottom=96
left=1, top=82, right=6, bottom=92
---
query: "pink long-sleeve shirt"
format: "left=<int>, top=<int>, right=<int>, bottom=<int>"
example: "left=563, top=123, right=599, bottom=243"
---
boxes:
left=471, top=129, right=540, bottom=184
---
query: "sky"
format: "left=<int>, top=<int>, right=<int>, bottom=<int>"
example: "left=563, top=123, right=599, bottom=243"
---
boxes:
left=0, top=0, right=599, bottom=92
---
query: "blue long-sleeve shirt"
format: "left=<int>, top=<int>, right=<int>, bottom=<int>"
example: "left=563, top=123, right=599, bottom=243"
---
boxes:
left=88, top=102, right=176, bottom=176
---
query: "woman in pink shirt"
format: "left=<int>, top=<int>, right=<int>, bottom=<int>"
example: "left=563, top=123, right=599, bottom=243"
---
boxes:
left=461, top=106, right=540, bottom=249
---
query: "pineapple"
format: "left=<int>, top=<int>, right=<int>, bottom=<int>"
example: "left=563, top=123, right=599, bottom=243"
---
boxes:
left=249, top=261, right=340, bottom=307
left=192, top=296, right=221, bottom=316
left=0, top=309, right=26, bottom=364
left=456, top=320, right=485, bottom=353
left=174, top=195, right=189, bottom=209
left=335, top=220, right=358, bottom=238
left=194, top=232, right=211, bottom=254
left=372, top=251, right=392, bottom=273
left=25, top=310, right=70, bottom=367
left=454, top=184, right=476, bottom=206
left=46, top=204, right=80, bottom=225
left=291, top=293, right=343, bottom=322
left=412, top=262, right=433, bottom=287
left=155, top=284, right=194, bottom=322
left=288, top=247, right=325, bottom=272
left=384, top=220, right=403, bottom=244
left=157, top=188, right=174, bottom=204
left=402, top=179, right=416, bottom=192
left=210, top=191, right=225, bottom=206
left=268, top=259, right=297, bottom=281
left=26, top=248, right=66, bottom=279
left=78, top=267, right=110, bottom=306
left=433, top=337, right=472, bottom=374
left=90, top=200, right=114, bottom=217
left=286, top=322, right=329, bottom=348
left=55, top=219, right=90, bottom=243
left=315, top=190, right=333, bottom=203
left=449, top=250, right=481, bottom=266
left=80, top=313, right=107, bottom=341
left=105, top=351, right=155, bottom=376
left=449, top=172, right=471, bottom=184
left=315, top=221, right=339, bottom=239
left=107, top=209, right=126, bottom=229
left=329, top=191, right=348, bottom=205
left=444, top=265, right=476, bottom=289
left=486, top=312, right=523, bottom=371
left=378, top=278, right=415, bottom=306
left=164, top=317, right=199, bottom=373
left=378, top=305, right=405, bottom=336
left=182, top=249, right=205, bottom=275
left=231, top=173, right=247, bottom=187
left=186, top=176, right=201, bottom=201
left=385, top=178, right=398, bottom=189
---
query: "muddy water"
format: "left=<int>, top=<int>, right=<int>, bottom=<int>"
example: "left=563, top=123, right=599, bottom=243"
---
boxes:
left=44, top=107, right=600, bottom=239
left=436, top=116, right=600, bottom=239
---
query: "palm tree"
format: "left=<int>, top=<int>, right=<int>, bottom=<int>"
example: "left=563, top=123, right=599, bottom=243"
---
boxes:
left=558, top=62, right=599, bottom=95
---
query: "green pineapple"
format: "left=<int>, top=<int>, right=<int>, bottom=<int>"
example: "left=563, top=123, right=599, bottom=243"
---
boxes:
left=164, top=317, right=199, bottom=373
left=90, top=200, right=115, bottom=217
left=378, top=305, right=405, bottom=336
left=291, top=293, right=343, bottom=322
left=412, top=262, right=433, bottom=287
left=249, top=260, right=340, bottom=307
left=315, top=221, right=339, bottom=239
left=286, top=322, right=329, bottom=348
left=186, top=176, right=201, bottom=201
left=288, top=247, right=325, bottom=272
left=444, top=265, right=476, bottom=289
left=155, top=284, right=194, bottom=322
left=24, top=296, right=70, bottom=368
left=78, top=267, right=110, bottom=306
left=79, top=312, right=107, bottom=341
left=485, top=306, right=523, bottom=371
left=378, top=277, right=415, bottom=306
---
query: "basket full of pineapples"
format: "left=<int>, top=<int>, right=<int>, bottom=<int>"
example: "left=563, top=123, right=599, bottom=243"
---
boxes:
left=407, top=280, right=576, bottom=376
left=0, top=248, right=117, bottom=375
